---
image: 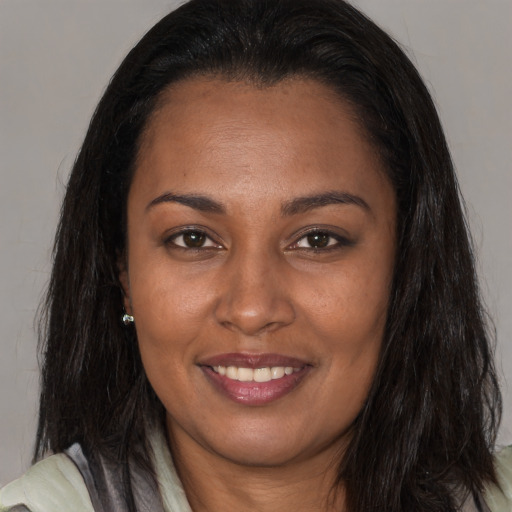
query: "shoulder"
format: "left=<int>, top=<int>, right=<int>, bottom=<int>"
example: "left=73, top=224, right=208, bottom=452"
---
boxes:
left=484, top=445, right=512, bottom=512
left=0, top=452, right=94, bottom=512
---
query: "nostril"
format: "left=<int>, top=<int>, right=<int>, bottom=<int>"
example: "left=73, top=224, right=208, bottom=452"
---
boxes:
left=219, top=318, right=289, bottom=336
left=215, top=292, right=295, bottom=336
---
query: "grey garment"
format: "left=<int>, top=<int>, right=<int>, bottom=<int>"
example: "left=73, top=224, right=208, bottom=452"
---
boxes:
left=64, top=444, right=165, bottom=512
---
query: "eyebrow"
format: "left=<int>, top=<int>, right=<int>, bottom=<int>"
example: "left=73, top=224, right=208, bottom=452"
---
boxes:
left=146, top=190, right=370, bottom=216
left=146, top=192, right=226, bottom=214
left=281, top=191, right=370, bottom=216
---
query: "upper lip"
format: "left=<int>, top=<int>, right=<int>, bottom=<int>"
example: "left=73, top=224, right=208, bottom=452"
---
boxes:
left=199, top=352, right=310, bottom=369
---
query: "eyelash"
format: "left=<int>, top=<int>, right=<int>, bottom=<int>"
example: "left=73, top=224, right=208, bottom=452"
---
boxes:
left=164, top=226, right=352, bottom=253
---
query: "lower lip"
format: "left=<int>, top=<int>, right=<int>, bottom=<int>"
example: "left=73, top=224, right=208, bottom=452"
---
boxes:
left=201, top=366, right=311, bottom=406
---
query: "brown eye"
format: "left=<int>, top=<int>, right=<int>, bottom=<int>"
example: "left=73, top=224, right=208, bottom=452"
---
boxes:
left=182, top=231, right=206, bottom=247
left=306, top=232, right=330, bottom=249
left=291, top=229, right=352, bottom=251
left=168, top=229, right=221, bottom=250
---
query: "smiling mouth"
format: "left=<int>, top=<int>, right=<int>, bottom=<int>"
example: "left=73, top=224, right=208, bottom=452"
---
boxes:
left=211, top=365, right=301, bottom=382
left=200, top=354, right=311, bottom=405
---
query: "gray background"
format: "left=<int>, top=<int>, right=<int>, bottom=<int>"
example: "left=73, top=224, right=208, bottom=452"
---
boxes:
left=1, top=0, right=510, bottom=484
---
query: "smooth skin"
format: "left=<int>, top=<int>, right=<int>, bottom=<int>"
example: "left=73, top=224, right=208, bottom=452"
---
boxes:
left=121, top=77, right=396, bottom=511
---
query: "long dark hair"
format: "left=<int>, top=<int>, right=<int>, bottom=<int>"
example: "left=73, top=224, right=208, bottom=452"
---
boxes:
left=36, top=1, right=502, bottom=510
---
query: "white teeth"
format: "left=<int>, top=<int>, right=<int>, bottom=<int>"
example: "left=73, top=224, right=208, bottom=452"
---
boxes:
left=271, top=367, right=285, bottom=379
left=226, top=366, right=238, bottom=379
left=237, top=367, right=254, bottom=382
left=212, top=365, right=301, bottom=382
left=254, top=367, right=272, bottom=382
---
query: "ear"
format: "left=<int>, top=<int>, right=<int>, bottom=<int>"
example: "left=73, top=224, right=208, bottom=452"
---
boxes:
left=117, top=256, right=132, bottom=315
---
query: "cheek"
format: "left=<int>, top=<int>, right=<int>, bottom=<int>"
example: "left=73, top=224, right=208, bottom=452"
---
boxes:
left=127, top=255, right=216, bottom=362
left=130, top=246, right=214, bottom=309
left=292, top=253, right=391, bottom=416
left=296, top=260, right=391, bottom=344
left=303, top=268, right=387, bottom=414
left=129, top=264, right=209, bottom=406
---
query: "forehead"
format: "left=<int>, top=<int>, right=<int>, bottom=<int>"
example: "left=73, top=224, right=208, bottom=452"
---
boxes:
left=132, top=77, right=390, bottom=209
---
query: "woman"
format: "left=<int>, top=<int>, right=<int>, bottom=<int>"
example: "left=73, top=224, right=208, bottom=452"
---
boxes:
left=1, top=0, right=510, bottom=511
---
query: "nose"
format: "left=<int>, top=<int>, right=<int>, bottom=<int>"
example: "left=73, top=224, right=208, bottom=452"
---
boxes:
left=214, top=249, right=296, bottom=336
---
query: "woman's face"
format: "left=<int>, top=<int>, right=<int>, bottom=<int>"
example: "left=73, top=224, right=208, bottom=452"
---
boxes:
left=122, top=77, right=396, bottom=468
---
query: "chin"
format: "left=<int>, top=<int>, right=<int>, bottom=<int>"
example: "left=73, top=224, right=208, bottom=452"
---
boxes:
left=211, top=438, right=310, bottom=468
left=205, top=420, right=347, bottom=469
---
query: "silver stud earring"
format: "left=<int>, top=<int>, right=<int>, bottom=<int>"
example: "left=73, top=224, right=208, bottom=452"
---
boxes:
left=122, top=313, right=135, bottom=325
